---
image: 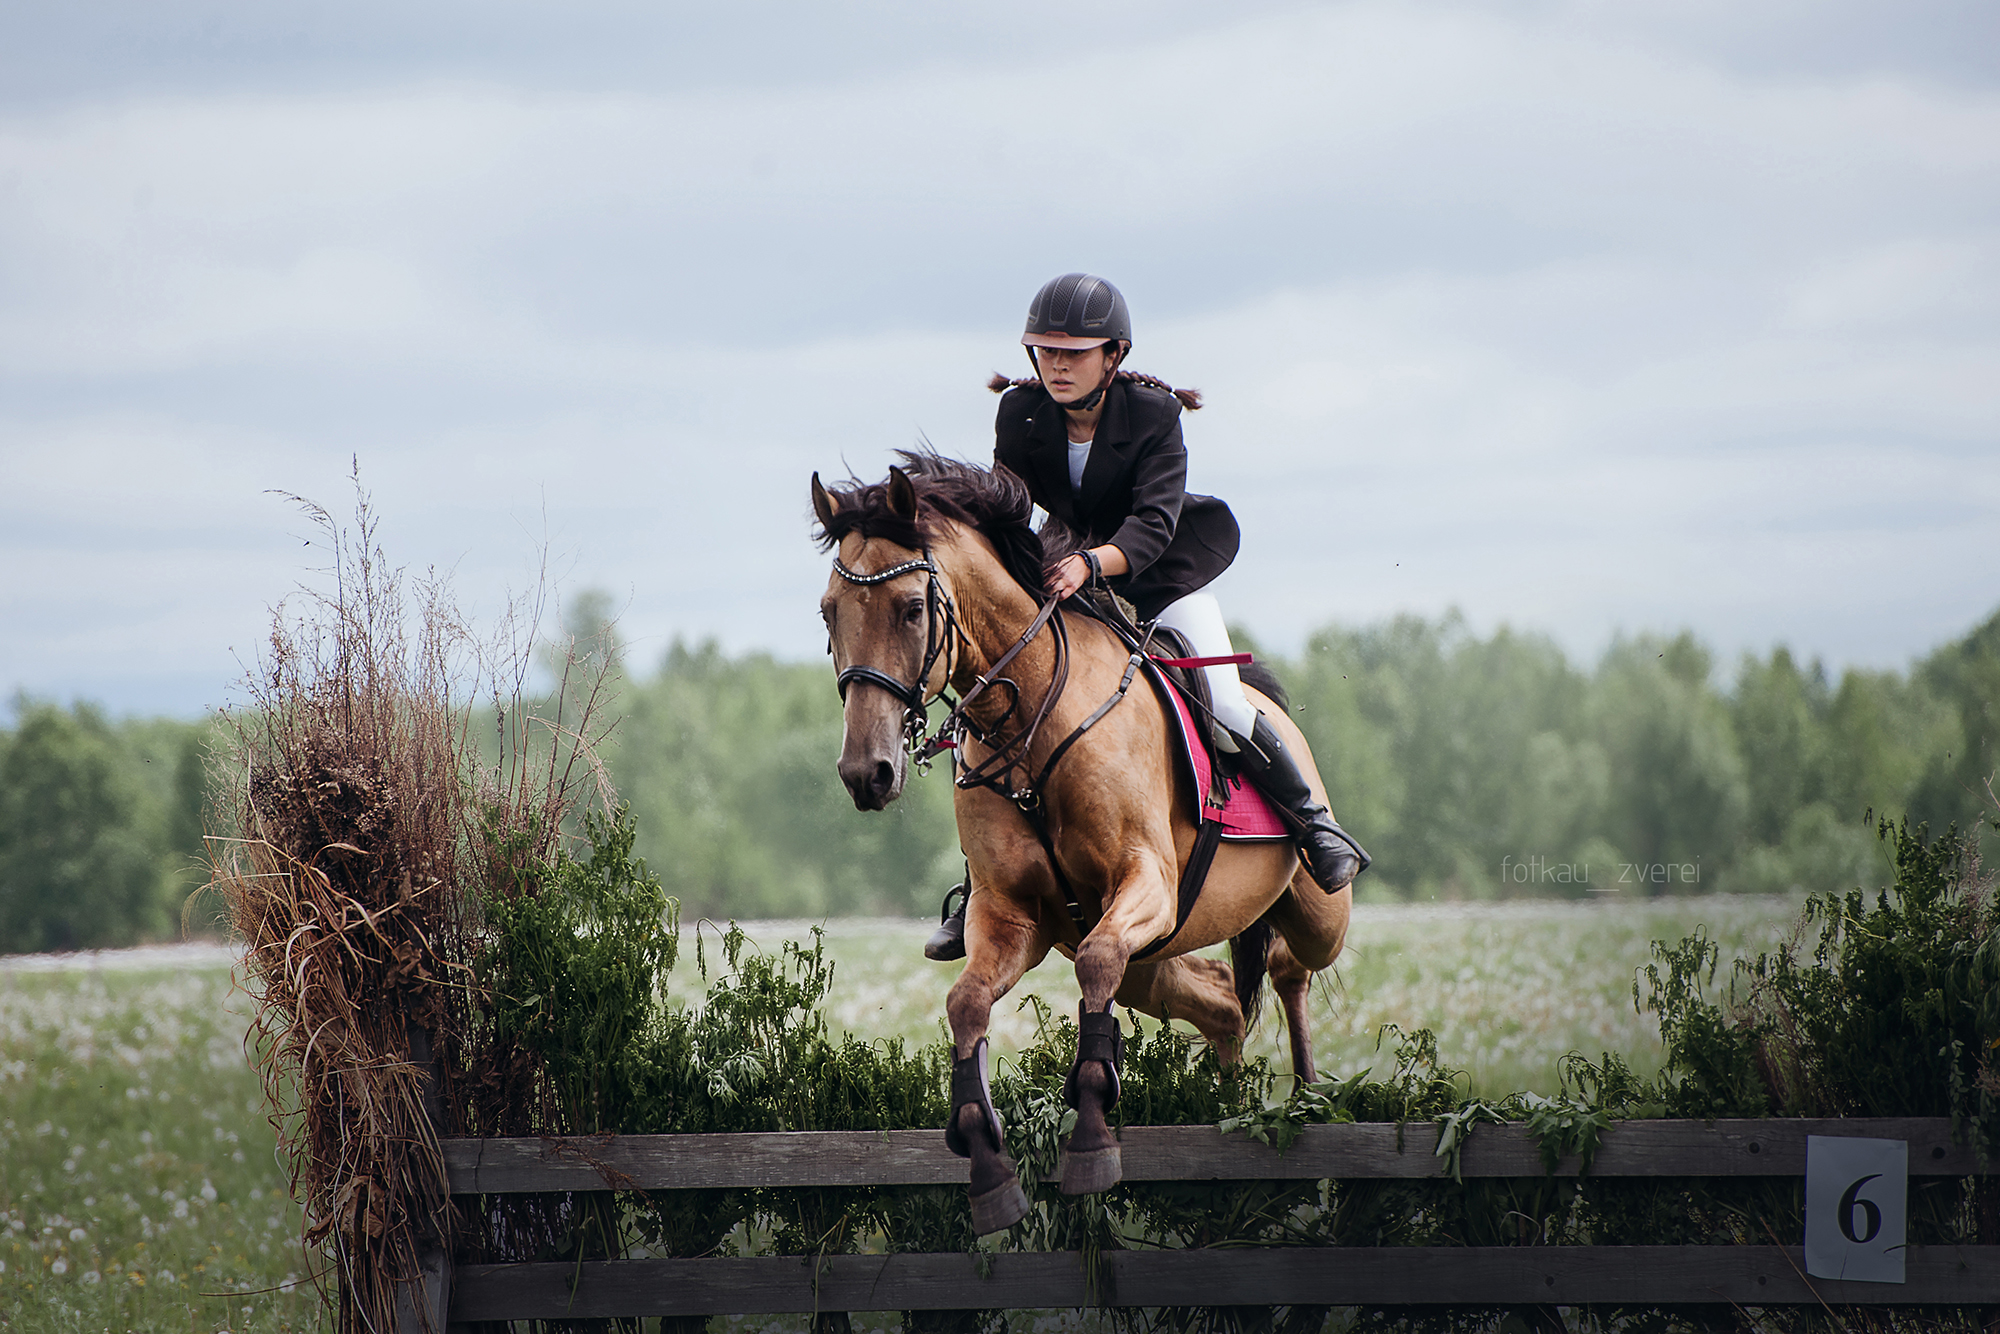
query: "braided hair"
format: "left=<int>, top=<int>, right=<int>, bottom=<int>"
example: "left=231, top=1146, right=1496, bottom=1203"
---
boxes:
left=988, top=370, right=1203, bottom=412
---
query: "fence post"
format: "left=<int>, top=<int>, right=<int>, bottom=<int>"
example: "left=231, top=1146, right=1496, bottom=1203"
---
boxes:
left=394, top=1017, right=454, bottom=1334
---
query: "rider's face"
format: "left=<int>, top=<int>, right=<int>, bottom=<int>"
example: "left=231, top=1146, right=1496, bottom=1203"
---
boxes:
left=1034, top=344, right=1114, bottom=406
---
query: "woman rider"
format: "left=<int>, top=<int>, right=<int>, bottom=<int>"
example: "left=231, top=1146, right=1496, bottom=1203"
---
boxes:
left=926, top=272, right=1369, bottom=961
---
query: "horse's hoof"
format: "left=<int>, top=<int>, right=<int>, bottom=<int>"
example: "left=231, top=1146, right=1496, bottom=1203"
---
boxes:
left=968, top=1177, right=1031, bottom=1234
left=1059, top=1145, right=1122, bottom=1195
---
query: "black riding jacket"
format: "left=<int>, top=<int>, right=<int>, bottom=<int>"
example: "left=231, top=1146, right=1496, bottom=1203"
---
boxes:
left=993, top=377, right=1240, bottom=622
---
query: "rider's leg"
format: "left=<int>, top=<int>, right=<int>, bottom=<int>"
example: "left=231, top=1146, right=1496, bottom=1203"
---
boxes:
left=1154, top=593, right=1257, bottom=740
left=1155, top=593, right=1370, bottom=891
left=1234, top=715, right=1370, bottom=889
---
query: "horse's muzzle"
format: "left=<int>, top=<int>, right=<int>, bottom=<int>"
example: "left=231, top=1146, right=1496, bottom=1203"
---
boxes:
left=838, top=754, right=903, bottom=810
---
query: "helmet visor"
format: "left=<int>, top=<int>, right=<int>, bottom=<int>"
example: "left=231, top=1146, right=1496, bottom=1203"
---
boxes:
left=1022, top=331, right=1114, bottom=350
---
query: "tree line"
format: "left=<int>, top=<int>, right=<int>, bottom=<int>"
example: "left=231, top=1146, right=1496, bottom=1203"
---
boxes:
left=0, top=699, right=215, bottom=952
left=2, top=604, right=1994, bottom=950
left=598, top=604, right=1999, bottom=921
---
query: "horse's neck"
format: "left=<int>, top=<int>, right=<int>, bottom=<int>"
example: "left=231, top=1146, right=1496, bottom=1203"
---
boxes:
left=939, top=534, right=1059, bottom=729
left=942, top=531, right=1124, bottom=747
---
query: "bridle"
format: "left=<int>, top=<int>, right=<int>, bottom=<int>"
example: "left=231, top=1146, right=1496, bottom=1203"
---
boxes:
left=829, top=539, right=1164, bottom=938
left=828, top=544, right=1131, bottom=810
left=830, top=551, right=961, bottom=757
left=828, top=544, right=1074, bottom=789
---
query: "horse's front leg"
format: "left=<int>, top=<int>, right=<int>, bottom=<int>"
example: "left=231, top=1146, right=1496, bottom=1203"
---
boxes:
left=944, top=886, right=1051, bottom=1234
left=1062, top=848, right=1178, bottom=1195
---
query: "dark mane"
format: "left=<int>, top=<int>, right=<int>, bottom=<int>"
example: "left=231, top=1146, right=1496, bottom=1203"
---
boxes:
left=814, top=449, right=1052, bottom=598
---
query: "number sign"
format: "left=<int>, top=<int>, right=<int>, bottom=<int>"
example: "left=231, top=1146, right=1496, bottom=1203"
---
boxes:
left=1804, top=1135, right=1906, bottom=1283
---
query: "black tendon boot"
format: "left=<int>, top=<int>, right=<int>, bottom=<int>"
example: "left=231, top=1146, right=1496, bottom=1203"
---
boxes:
left=925, top=881, right=968, bottom=961
left=1235, top=716, right=1371, bottom=891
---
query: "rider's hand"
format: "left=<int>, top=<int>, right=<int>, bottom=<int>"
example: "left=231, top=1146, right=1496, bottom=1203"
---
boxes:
left=1047, top=554, right=1091, bottom=600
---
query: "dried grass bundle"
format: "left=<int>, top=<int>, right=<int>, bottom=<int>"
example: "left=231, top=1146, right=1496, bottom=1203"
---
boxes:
left=211, top=479, right=614, bottom=1332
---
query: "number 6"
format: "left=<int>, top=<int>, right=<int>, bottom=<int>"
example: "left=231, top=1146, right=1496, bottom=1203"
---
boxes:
left=1839, top=1172, right=1883, bottom=1244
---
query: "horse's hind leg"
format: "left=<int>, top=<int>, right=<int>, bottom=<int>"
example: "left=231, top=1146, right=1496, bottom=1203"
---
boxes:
left=1114, top=954, right=1247, bottom=1062
left=1263, top=874, right=1353, bottom=1085
left=1267, top=932, right=1319, bottom=1085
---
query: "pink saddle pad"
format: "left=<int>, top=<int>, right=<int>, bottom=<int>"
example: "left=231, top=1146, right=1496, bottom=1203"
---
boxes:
left=1145, top=661, right=1292, bottom=841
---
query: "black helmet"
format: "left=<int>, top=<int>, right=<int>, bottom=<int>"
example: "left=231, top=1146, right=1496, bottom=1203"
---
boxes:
left=1023, top=273, right=1131, bottom=350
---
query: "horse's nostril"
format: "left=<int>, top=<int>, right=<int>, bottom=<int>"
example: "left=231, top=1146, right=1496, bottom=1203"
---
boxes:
left=870, top=760, right=896, bottom=798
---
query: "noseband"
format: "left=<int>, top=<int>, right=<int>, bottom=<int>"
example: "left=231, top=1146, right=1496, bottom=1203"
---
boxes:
left=830, top=552, right=960, bottom=756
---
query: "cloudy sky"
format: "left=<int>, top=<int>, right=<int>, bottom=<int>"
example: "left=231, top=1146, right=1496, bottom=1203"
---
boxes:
left=3, top=0, right=1996, bottom=717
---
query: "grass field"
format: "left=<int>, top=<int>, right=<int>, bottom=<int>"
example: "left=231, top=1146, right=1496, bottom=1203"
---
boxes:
left=0, top=947, right=318, bottom=1333
left=778, top=892, right=1808, bottom=1093
left=1, top=895, right=1806, bottom=1332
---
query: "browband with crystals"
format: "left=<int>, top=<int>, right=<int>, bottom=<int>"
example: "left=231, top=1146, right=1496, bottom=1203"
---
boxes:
left=832, top=555, right=935, bottom=585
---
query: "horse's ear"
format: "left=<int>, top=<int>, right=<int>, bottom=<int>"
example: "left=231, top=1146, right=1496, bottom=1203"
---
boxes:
left=886, top=466, right=919, bottom=520
left=810, top=473, right=839, bottom=531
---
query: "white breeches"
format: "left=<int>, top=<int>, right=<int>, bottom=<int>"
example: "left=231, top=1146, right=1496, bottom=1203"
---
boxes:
left=1154, top=592, right=1258, bottom=738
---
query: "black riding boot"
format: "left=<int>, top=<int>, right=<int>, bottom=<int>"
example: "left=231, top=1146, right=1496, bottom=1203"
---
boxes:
left=1233, top=716, right=1370, bottom=891
left=925, top=882, right=968, bottom=961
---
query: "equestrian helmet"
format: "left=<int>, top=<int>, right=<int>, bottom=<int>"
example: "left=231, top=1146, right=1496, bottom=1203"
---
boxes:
left=1022, top=273, right=1131, bottom=350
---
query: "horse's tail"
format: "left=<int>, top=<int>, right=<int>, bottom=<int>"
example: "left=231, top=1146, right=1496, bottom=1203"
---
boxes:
left=1229, top=917, right=1275, bottom=1033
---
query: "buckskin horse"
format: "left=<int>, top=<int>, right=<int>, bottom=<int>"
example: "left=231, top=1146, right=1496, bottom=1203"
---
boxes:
left=811, top=453, right=1351, bottom=1234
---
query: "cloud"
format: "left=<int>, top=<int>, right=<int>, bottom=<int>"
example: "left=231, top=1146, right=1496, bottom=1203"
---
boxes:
left=1, top=1, right=1996, bottom=712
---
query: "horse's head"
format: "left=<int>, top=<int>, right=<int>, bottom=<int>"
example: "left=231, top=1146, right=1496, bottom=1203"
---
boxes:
left=812, top=466, right=954, bottom=811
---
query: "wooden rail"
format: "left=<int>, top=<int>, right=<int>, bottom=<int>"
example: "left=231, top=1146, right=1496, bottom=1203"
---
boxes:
left=453, top=1247, right=2000, bottom=1320
left=437, top=1118, right=1997, bottom=1324
left=443, top=1117, right=1985, bottom=1193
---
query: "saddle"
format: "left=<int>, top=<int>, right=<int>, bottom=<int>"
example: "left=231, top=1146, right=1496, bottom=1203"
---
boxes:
left=1072, top=589, right=1290, bottom=842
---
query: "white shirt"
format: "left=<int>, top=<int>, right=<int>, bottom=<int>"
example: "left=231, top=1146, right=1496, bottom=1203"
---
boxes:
left=1067, top=436, right=1093, bottom=493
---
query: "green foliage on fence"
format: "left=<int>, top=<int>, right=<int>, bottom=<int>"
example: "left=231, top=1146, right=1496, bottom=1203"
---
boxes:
left=468, top=803, right=1999, bottom=1333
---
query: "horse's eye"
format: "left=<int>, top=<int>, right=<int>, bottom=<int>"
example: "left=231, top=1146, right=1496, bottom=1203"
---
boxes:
left=904, top=602, right=926, bottom=625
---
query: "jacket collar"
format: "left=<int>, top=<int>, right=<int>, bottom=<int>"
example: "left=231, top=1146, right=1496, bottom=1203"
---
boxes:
left=1026, top=381, right=1131, bottom=519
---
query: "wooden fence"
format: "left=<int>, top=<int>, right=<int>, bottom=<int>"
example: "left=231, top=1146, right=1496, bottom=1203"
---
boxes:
left=418, top=1117, right=1998, bottom=1325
